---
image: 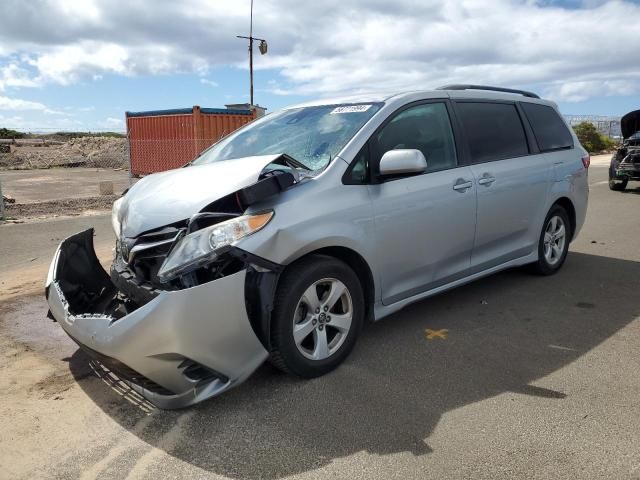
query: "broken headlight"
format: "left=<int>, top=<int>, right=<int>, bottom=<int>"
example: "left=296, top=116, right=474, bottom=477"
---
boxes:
left=157, top=211, right=274, bottom=282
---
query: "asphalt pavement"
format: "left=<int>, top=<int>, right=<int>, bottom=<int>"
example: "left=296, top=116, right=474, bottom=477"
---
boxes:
left=0, top=163, right=639, bottom=479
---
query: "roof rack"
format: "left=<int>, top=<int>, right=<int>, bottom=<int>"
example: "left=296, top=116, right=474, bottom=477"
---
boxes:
left=437, top=84, right=540, bottom=99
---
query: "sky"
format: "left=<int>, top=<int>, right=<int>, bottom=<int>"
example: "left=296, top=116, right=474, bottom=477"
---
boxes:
left=1, top=0, right=639, bottom=132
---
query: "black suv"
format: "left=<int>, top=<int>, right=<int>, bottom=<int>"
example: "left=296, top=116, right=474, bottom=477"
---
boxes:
left=609, top=109, right=640, bottom=191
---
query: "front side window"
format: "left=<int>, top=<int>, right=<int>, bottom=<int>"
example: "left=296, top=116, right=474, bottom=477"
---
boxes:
left=456, top=102, right=529, bottom=163
left=371, top=102, right=457, bottom=174
left=521, top=103, right=574, bottom=152
left=192, top=103, right=382, bottom=172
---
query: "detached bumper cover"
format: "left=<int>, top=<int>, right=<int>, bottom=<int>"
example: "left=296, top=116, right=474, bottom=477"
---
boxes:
left=45, top=229, right=268, bottom=409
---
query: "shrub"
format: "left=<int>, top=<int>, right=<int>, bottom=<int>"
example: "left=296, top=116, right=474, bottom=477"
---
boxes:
left=573, top=121, right=616, bottom=153
left=0, top=128, right=25, bottom=139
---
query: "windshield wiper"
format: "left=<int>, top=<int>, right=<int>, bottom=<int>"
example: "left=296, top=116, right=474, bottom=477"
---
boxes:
left=281, top=153, right=312, bottom=171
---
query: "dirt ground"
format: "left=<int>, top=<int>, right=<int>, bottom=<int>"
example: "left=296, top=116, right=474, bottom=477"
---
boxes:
left=0, top=215, right=113, bottom=302
left=1, top=168, right=130, bottom=204
left=1, top=168, right=131, bottom=220
left=1, top=159, right=639, bottom=480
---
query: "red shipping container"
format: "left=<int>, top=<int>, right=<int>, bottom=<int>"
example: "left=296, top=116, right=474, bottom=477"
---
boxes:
left=126, top=106, right=257, bottom=175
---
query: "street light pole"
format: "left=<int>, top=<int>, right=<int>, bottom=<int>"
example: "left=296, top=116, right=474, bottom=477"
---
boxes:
left=237, top=0, right=267, bottom=107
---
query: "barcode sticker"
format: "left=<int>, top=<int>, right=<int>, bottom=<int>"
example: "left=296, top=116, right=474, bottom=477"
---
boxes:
left=330, top=105, right=372, bottom=114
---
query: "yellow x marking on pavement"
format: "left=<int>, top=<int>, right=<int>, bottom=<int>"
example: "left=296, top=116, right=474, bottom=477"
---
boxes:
left=425, top=328, right=448, bottom=340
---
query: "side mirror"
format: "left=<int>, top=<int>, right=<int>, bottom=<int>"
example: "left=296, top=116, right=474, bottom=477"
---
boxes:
left=379, top=149, right=427, bottom=176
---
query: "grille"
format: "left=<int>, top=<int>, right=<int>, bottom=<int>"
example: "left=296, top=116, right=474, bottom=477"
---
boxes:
left=119, top=227, right=182, bottom=286
left=121, top=227, right=181, bottom=264
left=110, top=256, right=162, bottom=307
left=74, top=339, right=175, bottom=396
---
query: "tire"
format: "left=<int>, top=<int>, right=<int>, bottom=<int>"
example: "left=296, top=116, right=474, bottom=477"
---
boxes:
left=529, top=205, right=571, bottom=276
left=608, top=178, right=628, bottom=191
left=609, top=164, right=628, bottom=191
left=269, top=255, right=364, bottom=378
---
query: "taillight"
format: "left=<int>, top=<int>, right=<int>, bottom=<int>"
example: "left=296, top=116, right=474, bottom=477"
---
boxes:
left=582, top=154, right=590, bottom=169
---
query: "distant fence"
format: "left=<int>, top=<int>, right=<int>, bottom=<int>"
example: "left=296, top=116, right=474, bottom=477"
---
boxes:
left=564, top=115, right=621, bottom=139
left=127, top=138, right=223, bottom=175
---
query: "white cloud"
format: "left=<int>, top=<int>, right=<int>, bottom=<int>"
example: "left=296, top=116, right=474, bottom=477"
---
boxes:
left=0, top=113, right=83, bottom=131
left=0, top=0, right=639, bottom=102
left=0, top=95, right=64, bottom=115
left=200, top=78, right=219, bottom=87
left=0, top=64, right=40, bottom=91
left=545, top=79, right=639, bottom=102
left=0, top=95, right=47, bottom=111
left=103, top=117, right=123, bottom=127
left=27, top=42, right=130, bottom=85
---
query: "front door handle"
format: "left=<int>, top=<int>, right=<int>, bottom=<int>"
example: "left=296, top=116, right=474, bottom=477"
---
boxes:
left=478, top=175, right=496, bottom=186
left=453, top=179, right=473, bottom=192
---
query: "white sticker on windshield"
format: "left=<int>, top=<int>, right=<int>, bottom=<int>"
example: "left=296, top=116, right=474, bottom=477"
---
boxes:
left=330, top=105, right=372, bottom=114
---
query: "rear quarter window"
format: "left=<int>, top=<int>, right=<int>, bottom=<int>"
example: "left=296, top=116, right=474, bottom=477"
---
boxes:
left=521, top=103, right=574, bottom=152
left=455, top=102, right=529, bottom=163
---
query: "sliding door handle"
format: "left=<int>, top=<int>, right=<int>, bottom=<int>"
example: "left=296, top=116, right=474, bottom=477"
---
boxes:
left=478, top=175, right=495, bottom=186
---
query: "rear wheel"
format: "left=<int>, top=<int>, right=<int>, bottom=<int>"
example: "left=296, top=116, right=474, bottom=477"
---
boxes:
left=530, top=205, right=571, bottom=275
left=269, top=255, right=364, bottom=378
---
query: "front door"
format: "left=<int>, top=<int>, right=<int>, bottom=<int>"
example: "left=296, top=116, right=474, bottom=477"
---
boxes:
left=366, top=101, right=477, bottom=305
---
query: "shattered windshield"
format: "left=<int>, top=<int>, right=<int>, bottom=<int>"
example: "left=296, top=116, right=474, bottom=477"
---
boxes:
left=192, top=103, right=382, bottom=171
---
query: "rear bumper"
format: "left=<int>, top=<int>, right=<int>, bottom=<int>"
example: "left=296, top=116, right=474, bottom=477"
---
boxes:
left=45, top=229, right=268, bottom=409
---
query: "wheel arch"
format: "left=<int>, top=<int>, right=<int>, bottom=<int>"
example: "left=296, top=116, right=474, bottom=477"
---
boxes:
left=304, top=246, right=376, bottom=323
left=245, top=245, right=377, bottom=351
left=551, top=196, right=576, bottom=241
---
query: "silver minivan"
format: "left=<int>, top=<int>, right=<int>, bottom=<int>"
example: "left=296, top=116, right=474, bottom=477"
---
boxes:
left=45, top=85, right=589, bottom=408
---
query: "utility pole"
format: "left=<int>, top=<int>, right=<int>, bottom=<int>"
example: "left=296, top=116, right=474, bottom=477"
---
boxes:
left=237, top=0, right=267, bottom=107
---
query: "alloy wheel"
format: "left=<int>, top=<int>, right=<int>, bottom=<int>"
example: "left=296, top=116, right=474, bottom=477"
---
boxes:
left=292, top=278, right=353, bottom=360
left=543, top=215, right=566, bottom=266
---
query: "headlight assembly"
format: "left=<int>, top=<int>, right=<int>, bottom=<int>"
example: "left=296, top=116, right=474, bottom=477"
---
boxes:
left=157, top=211, right=274, bottom=282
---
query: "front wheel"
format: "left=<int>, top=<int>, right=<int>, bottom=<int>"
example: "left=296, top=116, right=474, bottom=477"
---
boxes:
left=269, top=255, right=364, bottom=378
left=529, top=205, right=571, bottom=275
left=609, top=164, right=628, bottom=191
left=609, top=178, right=628, bottom=191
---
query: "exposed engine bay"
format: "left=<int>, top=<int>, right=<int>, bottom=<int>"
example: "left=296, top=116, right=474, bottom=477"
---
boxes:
left=610, top=110, right=640, bottom=186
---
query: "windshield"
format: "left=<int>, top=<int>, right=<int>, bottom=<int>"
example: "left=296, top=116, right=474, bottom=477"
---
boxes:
left=192, top=103, right=382, bottom=171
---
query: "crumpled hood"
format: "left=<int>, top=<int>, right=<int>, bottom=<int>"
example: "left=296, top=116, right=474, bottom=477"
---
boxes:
left=119, top=154, right=282, bottom=238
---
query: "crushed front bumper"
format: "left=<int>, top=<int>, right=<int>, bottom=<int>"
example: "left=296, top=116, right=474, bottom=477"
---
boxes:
left=615, top=164, right=640, bottom=180
left=45, top=229, right=268, bottom=409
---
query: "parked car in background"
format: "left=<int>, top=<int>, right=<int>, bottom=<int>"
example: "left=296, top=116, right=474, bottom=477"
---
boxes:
left=45, top=85, right=590, bottom=408
left=609, top=109, right=640, bottom=191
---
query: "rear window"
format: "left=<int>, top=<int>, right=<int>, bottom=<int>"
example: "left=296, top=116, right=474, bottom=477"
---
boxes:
left=521, top=103, right=574, bottom=152
left=456, top=102, right=529, bottom=163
